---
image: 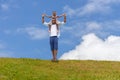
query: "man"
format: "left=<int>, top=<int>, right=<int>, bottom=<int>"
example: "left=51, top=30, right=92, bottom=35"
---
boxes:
left=43, top=11, right=63, bottom=33
left=42, top=12, right=66, bottom=62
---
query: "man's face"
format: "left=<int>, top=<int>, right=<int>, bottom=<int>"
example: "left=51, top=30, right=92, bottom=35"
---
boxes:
left=52, top=19, right=56, bottom=24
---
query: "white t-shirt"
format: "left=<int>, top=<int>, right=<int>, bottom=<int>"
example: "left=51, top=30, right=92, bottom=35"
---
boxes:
left=43, top=21, right=65, bottom=37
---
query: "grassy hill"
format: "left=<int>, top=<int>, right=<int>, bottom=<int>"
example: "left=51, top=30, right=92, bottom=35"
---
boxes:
left=0, top=58, right=120, bottom=80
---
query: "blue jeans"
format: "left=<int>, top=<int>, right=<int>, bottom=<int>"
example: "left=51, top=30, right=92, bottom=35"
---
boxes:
left=50, top=36, right=58, bottom=50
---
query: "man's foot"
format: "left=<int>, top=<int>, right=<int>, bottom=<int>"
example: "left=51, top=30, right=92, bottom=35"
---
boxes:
left=54, top=59, right=59, bottom=62
left=51, top=59, right=55, bottom=62
left=51, top=59, right=59, bottom=62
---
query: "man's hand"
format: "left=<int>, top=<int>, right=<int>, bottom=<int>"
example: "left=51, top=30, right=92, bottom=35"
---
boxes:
left=63, top=13, right=66, bottom=23
left=42, top=14, right=46, bottom=23
left=62, top=13, right=66, bottom=17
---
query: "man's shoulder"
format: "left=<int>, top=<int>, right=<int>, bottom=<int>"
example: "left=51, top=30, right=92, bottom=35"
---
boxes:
left=58, top=21, right=65, bottom=25
left=43, top=22, right=49, bottom=26
left=43, top=22, right=51, bottom=26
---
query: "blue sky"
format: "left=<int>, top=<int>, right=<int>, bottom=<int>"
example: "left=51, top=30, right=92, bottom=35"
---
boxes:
left=0, top=0, right=120, bottom=60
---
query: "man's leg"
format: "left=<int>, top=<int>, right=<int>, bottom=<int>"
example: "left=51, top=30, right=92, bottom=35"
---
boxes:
left=51, top=50, right=55, bottom=60
left=53, top=50, right=57, bottom=60
left=50, top=37, right=54, bottom=60
left=50, top=36, right=58, bottom=61
left=51, top=50, right=57, bottom=61
left=53, top=37, right=58, bottom=61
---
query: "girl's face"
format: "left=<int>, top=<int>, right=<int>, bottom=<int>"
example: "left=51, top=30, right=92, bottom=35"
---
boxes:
left=53, top=12, right=56, bottom=16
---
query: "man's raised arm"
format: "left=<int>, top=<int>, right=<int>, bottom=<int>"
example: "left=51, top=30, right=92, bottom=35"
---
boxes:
left=63, top=14, right=66, bottom=23
left=42, top=14, right=45, bottom=23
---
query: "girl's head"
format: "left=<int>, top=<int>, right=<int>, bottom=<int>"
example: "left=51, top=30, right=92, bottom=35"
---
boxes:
left=52, top=11, right=56, bottom=16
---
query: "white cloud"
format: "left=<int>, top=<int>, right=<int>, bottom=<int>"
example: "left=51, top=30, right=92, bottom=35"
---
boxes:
left=4, top=30, right=11, bottom=34
left=80, top=0, right=113, bottom=15
left=61, top=19, right=120, bottom=40
left=0, top=0, right=19, bottom=12
left=0, top=52, right=14, bottom=57
left=0, top=44, right=5, bottom=49
left=1, top=4, right=9, bottom=11
left=63, top=5, right=77, bottom=17
left=86, top=21, right=101, bottom=30
left=63, top=0, right=120, bottom=17
left=17, top=27, right=48, bottom=40
left=0, top=41, right=7, bottom=49
left=60, top=33, right=120, bottom=61
left=61, top=21, right=102, bottom=38
left=0, top=52, right=9, bottom=57
left=59, top=39, right=74, bottom=45
left=0, top=42, right=14, bottom=57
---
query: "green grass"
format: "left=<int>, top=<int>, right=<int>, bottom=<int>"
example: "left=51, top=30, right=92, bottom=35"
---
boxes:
left=0, top=58, right=120, bottom=80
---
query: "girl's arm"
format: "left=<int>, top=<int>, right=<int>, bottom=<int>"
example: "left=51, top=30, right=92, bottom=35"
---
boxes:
left=45, top=15, right=52, bottom=18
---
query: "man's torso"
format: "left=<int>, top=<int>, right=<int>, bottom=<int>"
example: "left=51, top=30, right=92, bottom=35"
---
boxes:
left=50, top=24, right=58, bottom=37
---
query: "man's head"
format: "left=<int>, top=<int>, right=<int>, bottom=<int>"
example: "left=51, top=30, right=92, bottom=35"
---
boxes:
left=52, top=19, right=56, bottom=24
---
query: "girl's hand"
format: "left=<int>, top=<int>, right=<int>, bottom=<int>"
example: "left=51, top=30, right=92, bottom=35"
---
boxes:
left=42, top=14, right=46, bottom=17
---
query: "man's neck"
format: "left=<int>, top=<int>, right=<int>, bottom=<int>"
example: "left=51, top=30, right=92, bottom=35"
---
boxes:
left=52, top=23, right=56, bottom=25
